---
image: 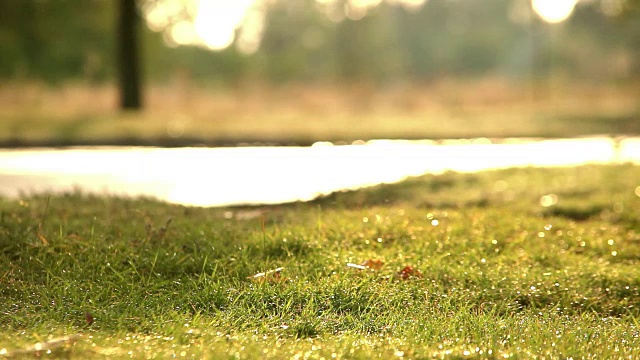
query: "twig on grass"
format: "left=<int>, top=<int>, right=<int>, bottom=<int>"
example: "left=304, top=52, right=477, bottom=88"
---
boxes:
left=35, top=196, right=51, bottom=246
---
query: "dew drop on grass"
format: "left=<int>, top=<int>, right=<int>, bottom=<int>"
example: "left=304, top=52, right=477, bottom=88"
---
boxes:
left=540, top=194, right=558, bottom=207
left=613, top=202, right=624, bottom=213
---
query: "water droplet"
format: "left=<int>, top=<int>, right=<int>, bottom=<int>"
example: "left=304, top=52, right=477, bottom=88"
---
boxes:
left=431, top=219, right=439, bottom=226
left=612, top=251, right=617, bottom=256
left=540, top=194, right=558, bottom=207
left=608, top=239, right=614, bottom=245
left=362, top=217, right=369, bottom=223
left=491, top=239, right=498, bottom=244
left=613, top=202, right=624, bottom=213
left=538, top=232, right=545, bottom=238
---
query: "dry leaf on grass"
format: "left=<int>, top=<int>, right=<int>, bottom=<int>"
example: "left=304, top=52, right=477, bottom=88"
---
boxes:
left=347, top=259, right=385, bottom=271
left=396, top=266, right=423, bottom=280
left=85, top=312, right=94, bottom=326
left=361, top=259, right=384, bottom=270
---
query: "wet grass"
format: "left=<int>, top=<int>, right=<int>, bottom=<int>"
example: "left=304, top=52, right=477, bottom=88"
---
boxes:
left=1, top=165, right=640, bottom=358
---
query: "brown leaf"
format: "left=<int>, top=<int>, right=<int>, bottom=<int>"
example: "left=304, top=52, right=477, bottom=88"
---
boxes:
left=347, top=259, right=384, bottom=271
left=85, top=312, right=94, bottom=326
left=396, top=266, right=423, bottom=280
left=361, top=259, right=384, bottom=270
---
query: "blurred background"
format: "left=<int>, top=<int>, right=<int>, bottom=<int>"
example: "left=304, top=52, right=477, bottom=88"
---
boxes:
left=1, top=0, right=639, bottom=146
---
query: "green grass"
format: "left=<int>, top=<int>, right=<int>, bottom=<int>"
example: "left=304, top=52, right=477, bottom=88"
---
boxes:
left=1, top=165, right=640, bottom=358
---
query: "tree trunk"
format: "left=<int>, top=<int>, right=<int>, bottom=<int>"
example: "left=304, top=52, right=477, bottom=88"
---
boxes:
left=117, top=0, right=142, bottom=110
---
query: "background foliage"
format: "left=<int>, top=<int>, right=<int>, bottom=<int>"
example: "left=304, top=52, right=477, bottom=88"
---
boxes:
left=0, top=0, right=638, bottom=87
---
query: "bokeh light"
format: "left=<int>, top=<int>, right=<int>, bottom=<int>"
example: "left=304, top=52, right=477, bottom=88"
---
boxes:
left=531, top=0, right=579, bottom=23
left=193, top=0, right=259, bottom=50
left=145, top=0, right=429, bottom=52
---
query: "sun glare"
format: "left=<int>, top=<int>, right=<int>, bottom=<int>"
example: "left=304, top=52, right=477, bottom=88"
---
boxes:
left=145, top=0, right=428, bottom=51
left=146, top=0, right=583, bottom=52
left=2, top=138, right=639, bottom=207
left=193, top=0, right=259, bottom=50
left=531, top=0, right=579, bottom=23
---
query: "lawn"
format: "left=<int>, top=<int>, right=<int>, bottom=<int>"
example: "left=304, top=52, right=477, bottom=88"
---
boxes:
left=1, top=164, right=639, bottom=358
left=1, top=82, right=638, bottom=147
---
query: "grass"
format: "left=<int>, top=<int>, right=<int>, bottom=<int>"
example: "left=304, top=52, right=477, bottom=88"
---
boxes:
left=1, top=164, right=639, bottom=358
left=1, top=81, right=639, bottom=146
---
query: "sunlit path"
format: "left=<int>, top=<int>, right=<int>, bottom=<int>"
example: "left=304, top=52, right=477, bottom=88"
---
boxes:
left=0, top=137, right=638, bottom=207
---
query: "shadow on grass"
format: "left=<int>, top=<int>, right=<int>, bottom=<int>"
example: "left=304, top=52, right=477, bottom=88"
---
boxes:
left=543, top=205, right=606, bottom=221
left=312, top=172, right=489, bottom=209
left=557, top=111, right=640, bottom=135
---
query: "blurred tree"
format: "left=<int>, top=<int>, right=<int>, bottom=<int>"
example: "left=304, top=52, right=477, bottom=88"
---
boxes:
left=334, top=3, right=405, bottom=83
left=258, top=0, right=335, bottom=83
left=0, top=0, right=113, bottom=82
left=0, top=0, right=638, bottom=89
left=118, top=0, right=142, bottom=109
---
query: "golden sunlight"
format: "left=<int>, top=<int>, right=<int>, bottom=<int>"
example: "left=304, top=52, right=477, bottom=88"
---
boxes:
left=531, top=0, right=579, bottom=23
left=145, top=0, right=428, bottom=51
left=2, top=138, right=639, bottom=207
left=143, top=0, right=264, bottom=52
left=193, top=0, right=259, bottom=50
